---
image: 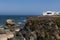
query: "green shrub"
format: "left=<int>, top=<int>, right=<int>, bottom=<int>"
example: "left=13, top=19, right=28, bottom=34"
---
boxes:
left=56, top=17, right=60, bottom=27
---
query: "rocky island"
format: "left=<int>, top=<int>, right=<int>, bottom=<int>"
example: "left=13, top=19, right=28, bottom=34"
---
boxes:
left=0, top=15, right=60, bottom=40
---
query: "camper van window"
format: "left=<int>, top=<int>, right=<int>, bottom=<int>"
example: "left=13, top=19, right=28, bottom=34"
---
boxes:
left=47, top=13, right=51, bottom=14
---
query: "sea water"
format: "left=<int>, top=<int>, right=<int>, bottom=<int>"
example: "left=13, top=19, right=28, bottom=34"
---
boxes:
left=0, top=15, right=38, bottom=25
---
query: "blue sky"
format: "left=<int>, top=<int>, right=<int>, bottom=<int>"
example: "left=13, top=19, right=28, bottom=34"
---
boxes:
left=0, top=0, right=60, bottom=15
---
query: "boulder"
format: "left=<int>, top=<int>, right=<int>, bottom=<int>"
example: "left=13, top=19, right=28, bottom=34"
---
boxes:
left=6, top=19, right=15, bottom=25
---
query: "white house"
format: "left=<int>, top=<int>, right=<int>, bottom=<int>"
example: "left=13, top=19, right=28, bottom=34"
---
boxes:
left=43, top=11, right=60, bottom=16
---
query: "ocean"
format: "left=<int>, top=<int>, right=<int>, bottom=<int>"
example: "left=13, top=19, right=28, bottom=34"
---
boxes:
left=0, top=15, right=38, bottom=25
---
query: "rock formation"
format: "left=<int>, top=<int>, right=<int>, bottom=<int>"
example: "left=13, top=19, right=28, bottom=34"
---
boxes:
left=0, top=19, right=21, bottom=40
left=24, top=16, right=60, bottom=40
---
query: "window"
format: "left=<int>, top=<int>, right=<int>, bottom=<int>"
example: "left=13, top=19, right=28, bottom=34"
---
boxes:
left=47, top=13, right=52, bottom=14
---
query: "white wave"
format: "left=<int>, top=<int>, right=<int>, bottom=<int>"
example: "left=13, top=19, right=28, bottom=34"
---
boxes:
left=18, top=22, right=22, bottom=24
left=22, top=20, right=26, bottom=22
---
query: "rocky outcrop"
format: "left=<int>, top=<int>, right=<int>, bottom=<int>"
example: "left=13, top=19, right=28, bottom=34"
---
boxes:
left=24, top=16, right=60, bottom=40
left=0, top=19, right=21, bottom=40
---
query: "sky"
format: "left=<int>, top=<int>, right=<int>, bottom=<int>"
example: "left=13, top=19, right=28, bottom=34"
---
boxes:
left=0, top=0, right=60, bottom=15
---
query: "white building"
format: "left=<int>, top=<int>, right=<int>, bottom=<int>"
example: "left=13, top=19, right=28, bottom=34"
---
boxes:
left=43, top=11, right=60, bottom=16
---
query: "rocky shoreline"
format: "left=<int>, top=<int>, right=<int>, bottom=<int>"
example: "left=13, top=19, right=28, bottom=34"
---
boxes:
left=0, top=15, right=60, bottom=40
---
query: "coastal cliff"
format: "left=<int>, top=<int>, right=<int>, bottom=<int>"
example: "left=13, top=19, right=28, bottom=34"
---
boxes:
left=24, top=15, right=60, bottom=40
left=0, top=15, right=60, bottom=40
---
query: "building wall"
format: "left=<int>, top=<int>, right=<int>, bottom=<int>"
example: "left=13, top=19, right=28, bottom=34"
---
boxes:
left=43, top=11, right=60, bottom=16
